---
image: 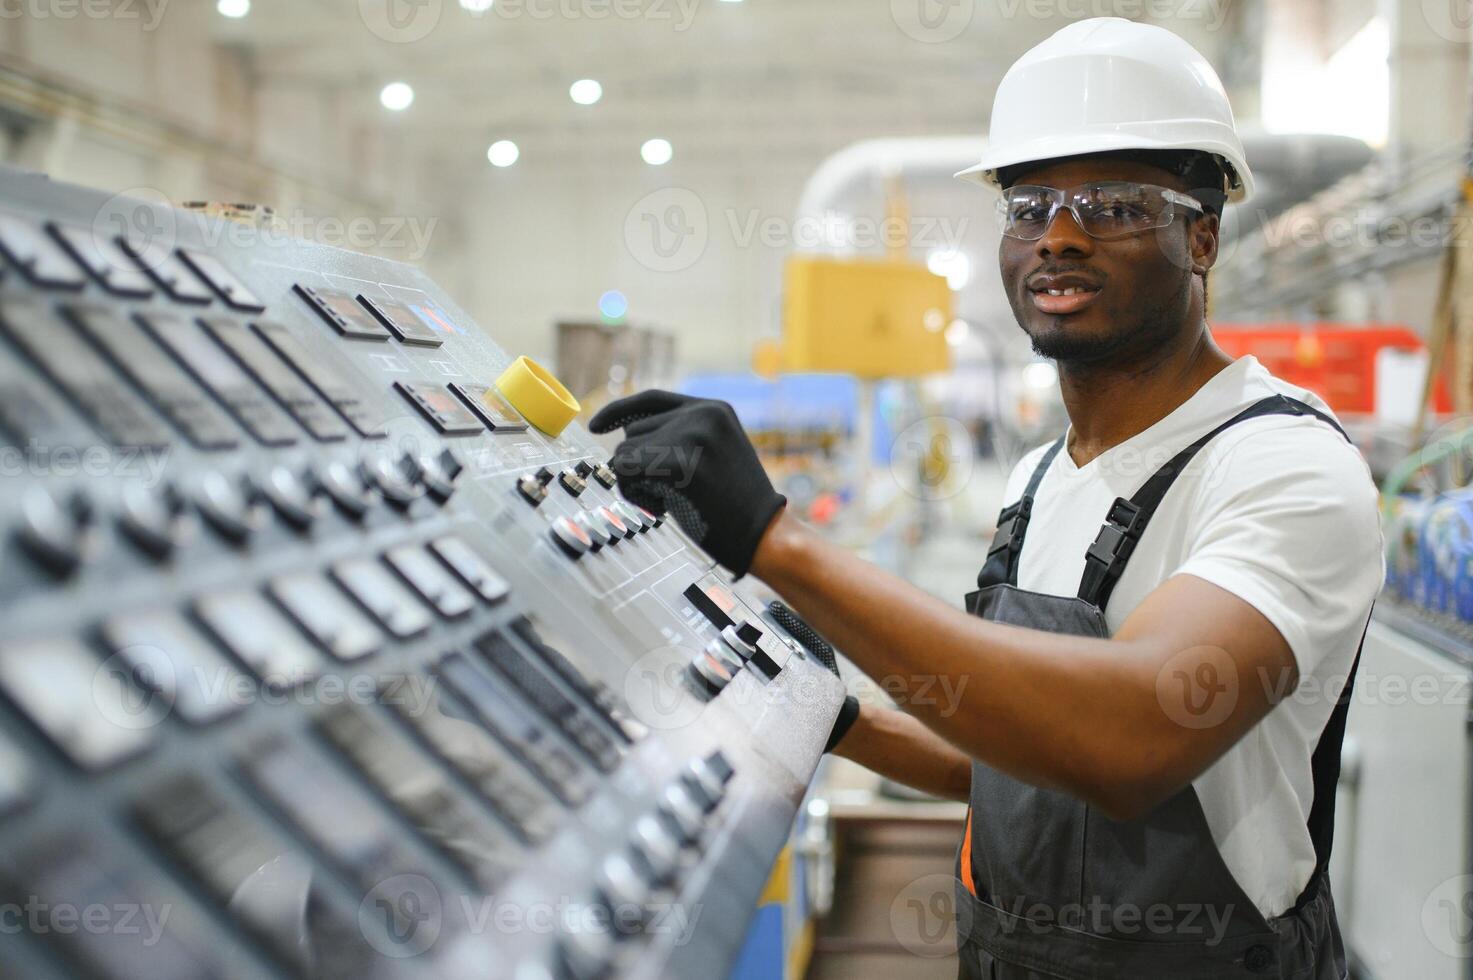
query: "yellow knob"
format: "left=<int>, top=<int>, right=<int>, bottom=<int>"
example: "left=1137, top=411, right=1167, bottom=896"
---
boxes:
left=494, top=356, right=581, bottom=437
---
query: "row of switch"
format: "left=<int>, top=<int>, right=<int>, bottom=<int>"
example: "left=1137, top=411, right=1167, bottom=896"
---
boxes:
left=517, top=459, right=618, bottom=507
left=548, top=499, right=662, bottom=560
left=0, top=533, right=510, bottom=774
left=558, top=751, right=735, bottom=980
left=15, top=447, right=465, bottom=573
left=0, top=212, right=264, bottom=310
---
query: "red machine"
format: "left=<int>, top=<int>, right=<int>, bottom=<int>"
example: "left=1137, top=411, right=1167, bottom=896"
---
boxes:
left=1211, top=324, right=1453, bottom=415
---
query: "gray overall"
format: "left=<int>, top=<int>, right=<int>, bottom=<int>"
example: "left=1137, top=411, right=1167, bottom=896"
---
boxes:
left=956, top=395, right=1363, bottom=980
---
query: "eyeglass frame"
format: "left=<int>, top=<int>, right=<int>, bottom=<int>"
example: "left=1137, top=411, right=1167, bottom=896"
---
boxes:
left=996, top=181, right=1207, bottom=242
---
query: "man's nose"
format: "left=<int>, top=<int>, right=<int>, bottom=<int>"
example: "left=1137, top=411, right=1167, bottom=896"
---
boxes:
left=1035, top=205, right=1094, bottom=258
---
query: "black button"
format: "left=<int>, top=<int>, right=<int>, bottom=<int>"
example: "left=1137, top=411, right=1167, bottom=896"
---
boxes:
left=177, top=249, right=265, bottom=311
left=0, top=213, right=86, bottom=289
left=48, top=223, right=155, bottom=297
left=1244, top=944, right=1273, bottom=973
left=384, top=544, right=477, bottom=618
left=394, top=380, right=486, bottom=435
left=356, top=294, right=445, bottom=347
left=294, top=283, right=392, bottom=341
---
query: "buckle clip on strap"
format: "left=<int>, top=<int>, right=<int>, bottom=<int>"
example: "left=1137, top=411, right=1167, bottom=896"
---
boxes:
left=1078, top=497, right=1147, bottom=605
left=988, top=497, right=1032, bottom=559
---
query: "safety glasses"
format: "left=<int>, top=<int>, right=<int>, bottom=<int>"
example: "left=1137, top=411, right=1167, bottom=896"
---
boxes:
left=997, top=181, right=1205, bottom=241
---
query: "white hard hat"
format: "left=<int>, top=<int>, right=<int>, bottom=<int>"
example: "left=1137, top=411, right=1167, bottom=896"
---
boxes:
left=955, top=17, right=1254, bottom=203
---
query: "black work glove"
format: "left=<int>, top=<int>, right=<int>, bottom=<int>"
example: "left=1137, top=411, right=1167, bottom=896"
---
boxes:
left=589, top=390, right=785, bottom=578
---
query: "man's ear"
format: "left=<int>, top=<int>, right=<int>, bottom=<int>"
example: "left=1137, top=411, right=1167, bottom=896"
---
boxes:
left=1190, top=211, right=1220, bottom=276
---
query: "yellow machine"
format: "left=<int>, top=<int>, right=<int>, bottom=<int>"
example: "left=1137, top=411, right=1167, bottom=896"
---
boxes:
left=781, top=256, right=952, bottom=379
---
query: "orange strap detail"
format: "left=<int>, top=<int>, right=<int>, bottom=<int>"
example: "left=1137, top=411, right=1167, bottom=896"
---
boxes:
left=959, top=807, right=977, bottom=896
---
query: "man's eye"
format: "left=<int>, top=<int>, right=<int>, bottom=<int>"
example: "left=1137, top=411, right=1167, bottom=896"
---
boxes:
left=1012, top=205, right=1050, bottom=222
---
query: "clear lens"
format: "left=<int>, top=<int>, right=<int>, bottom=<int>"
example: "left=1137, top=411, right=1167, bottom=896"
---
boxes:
left=999, top=182, right=1177, bottom=241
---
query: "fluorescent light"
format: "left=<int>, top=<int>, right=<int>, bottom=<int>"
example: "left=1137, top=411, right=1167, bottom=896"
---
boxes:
left=459, top=0, right=494, bottom=10
left=217, top=0, right=249, bottom=17
left=487, top=140, right=519, bottom=168
left=926, top=248, right=971, bottom=291
left=379, top=82, right=415, bottom=112
left=641, top=138, right=673, bottom=166
left=569, top=79, right=603, bottom=106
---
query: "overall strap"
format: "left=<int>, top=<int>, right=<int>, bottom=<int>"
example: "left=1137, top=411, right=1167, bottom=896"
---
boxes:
left=976, top=436, right=1067, bottom=589
left=1299, top=612, right=1368, bottom=903
left=1077, top=394, right=1350, bottom=610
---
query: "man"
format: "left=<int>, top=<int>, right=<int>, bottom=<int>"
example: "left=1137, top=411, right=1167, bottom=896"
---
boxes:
left=591, top=18, right=1383, bottom=979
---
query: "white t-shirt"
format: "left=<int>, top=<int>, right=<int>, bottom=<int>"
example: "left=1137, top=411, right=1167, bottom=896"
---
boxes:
left=1001, top=355, right=1384, bottom=919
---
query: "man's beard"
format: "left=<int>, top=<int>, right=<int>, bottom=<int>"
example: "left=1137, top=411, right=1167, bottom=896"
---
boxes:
left=1024, top=294, right=1183, bottom=367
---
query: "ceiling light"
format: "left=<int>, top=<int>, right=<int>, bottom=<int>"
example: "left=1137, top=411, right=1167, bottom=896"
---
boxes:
left=640, top=138, right=673, bottom=166
left=217, top=0, right=250, bottom=17
left=926, top=248, right=971, bottom=291
left=459, top=0, right=494, bottom=10
left=487, top=140, right=519, bottom=168
left=379, top=82, right=415, bottom=112
left=569, top=79, right=603, bottom=106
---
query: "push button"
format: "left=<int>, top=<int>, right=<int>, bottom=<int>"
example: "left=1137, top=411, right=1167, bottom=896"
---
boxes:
left=193, top=589, right=323, bottom=689
left=330, top=557, right=434, bottom=640
left=658, top=782, right=705, bottom=846
left=360, top=455, right=420, bottom=508
left=558, top=467, right=587, bottom=497
left=518, top=473, right=549, bottom=507
left=384, top=544, right=477, bottom=618
left=313, top=461, right=372, bottom=519
left=597, top=852, right=652, bottom=913
left=610, top=501, right=646, bottom=534
left=404, top=452, right=457, bottom=503
left=192, top=470, right=261, bottom=543
left=687, top=649, right=730, bottom=697
left=630, top=814, right=680, bottom=885
left=268, top=572, right=384, bottom=661
left=592, top=462, right=617, bottom=489
left=118, top=482, right=193, bottom=559
left=705, top=637, right=742, bottom=675
left=577, top=511, right=617, bottom=549
left=550, top=515, right=593, bottom=558
left=0, top=636, right=158, bottom=770
left=249, top=466, right=318, bottom=529
left=429, top=535, right=510, bottom=603
left=681, top=759, right=725, bottom=813
left=16, top=485, right=98, bottom=575
left=100, top=609, right=244, bottom=725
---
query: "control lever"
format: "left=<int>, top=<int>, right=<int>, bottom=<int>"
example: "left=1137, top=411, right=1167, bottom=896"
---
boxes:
left=767, top=601, right=840, bottom=677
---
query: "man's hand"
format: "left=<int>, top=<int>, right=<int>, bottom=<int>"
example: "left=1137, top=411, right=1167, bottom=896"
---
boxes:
left=589, top=390, right=785, bottom=577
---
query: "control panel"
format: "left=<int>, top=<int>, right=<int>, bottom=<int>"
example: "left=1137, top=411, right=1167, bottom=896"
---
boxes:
left=0, top=167, right=844, bottom=980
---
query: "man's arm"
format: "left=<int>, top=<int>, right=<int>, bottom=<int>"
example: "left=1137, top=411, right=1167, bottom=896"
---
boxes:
left=832, top=703, right=973, bottom=803
left=753, top=511, right=1297, bottom=822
